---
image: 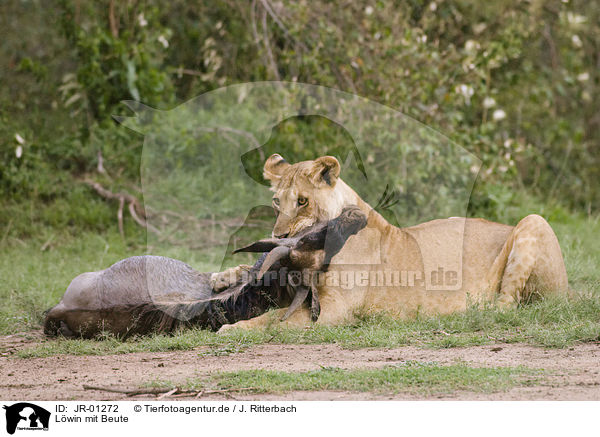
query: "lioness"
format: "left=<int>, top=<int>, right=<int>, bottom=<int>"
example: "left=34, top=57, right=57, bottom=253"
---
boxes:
left=219, top=154, right=569, bottom=332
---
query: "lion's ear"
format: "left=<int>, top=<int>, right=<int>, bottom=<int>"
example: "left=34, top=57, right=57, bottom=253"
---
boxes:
left=310, top=156, right=340, bottom=187
left=263, top=154, right=290, bottom=185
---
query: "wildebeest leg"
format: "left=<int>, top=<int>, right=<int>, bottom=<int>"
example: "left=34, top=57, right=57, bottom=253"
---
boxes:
left=310, top=282, right=320, bottom=322
left=280, top=284, right=309, bottom=321
left=58, top=321, right=75, bottom=338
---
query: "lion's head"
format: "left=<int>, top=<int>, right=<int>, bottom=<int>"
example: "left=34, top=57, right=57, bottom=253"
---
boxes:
left=263, top=154, right=361, bottom=237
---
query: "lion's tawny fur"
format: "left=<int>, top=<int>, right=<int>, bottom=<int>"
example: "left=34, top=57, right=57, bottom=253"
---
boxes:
left=219, top=154, right=569, bottom=332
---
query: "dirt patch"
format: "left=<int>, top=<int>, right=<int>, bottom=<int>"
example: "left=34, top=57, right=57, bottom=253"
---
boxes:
left=1, top=332, right=600, bottom=400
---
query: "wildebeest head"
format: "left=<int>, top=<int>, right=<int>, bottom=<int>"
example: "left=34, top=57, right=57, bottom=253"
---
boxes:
left=233, top=205, right=367, bottom=321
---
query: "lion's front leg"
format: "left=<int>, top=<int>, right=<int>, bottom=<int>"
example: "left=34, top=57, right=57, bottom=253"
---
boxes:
left=217, top=307, right=311, bottom=333
left=210, top=264, right=252, bottom=293
left=217, top=287, right=357, bottom=333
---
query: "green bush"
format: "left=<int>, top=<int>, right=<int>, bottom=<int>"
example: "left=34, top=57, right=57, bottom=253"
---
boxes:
left=1, top=0, right=598, bottom=234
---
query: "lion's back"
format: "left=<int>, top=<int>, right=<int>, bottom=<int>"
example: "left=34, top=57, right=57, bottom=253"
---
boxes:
left=401, top=217, right=513, bottom=294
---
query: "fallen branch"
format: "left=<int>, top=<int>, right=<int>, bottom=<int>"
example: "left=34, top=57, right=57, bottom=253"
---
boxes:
left=82, top=384, right=256, bottom=398
left=157, top=388, right=178, bottom=399
left=83, top=179, right=161, bottom=237
left=83, top=178, right=268, bottom=248
left=84, top=179, right=145, bottom=219
left=82, top=385, right=172, bottom=397
left=128, top=201, right=160, bottom=234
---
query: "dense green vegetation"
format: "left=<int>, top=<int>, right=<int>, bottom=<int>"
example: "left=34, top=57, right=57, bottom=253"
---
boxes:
left=1, top=1, right=598, bottom=345
left=2, top=1, right=599, bottom=223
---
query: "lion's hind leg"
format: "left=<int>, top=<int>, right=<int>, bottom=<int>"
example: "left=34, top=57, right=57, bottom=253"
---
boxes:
left=495, top=214, right=568, bottom=307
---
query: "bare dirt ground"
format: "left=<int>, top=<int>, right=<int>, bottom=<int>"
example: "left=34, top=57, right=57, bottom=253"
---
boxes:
left=1, top=332, right=600, bottom=401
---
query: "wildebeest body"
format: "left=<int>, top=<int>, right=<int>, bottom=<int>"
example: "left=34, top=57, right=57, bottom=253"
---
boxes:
left=43, top=206, right=368, bottom=338
left=44, top=254, right=290, bottom=338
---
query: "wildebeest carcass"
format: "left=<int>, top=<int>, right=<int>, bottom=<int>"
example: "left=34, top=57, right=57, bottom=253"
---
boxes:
left=43, top=206, right=367, bottom=339
left=43, top=255, right=281, bottom=338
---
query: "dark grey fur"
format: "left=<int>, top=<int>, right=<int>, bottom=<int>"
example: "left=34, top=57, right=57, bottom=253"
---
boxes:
left=43, top=206, right=367, bottom=339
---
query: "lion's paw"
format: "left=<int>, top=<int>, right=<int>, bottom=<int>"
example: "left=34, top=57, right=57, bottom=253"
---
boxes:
left=217, top=323, right=237, bottom=335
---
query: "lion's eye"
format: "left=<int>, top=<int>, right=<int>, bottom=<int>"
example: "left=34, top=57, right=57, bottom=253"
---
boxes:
left=273, top=198, right=280, bottom=207
left=297, top=197, right=308, bottom=207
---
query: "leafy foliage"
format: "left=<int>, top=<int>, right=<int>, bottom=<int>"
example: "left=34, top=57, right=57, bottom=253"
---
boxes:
left=1, top=0, right=599, bottom=234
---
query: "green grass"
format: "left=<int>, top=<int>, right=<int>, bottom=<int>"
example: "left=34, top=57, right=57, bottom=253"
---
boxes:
left=15, top=293, right=600, bottom=358
left=0, top=229, right=140, bottom=334
left=3, top=199, right=600, bottom=357
left=144, top=362, right=543, bottom=395
left=15, top=330, right=262, bottom=358
left=0, top=211, right=248, bottom=335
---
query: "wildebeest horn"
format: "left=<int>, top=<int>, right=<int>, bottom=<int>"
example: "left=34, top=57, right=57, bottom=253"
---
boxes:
left=232, top=238, right=286, bottom=254
left=257, top=246, right=291, bottom=280
left=280, top=284, right=310, bottom=321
